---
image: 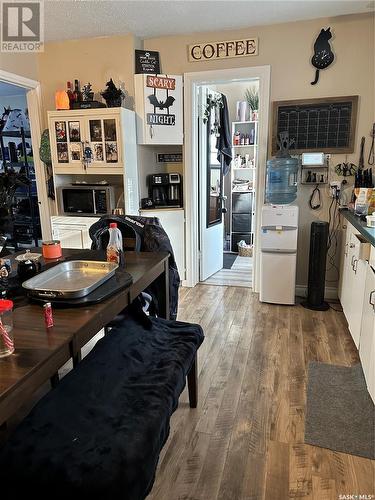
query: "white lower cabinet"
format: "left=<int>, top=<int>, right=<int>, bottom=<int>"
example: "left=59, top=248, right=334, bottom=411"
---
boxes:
left=340, top=220, right=375, bottom=402
left=340, top=227, right=371, bottom=348
left=359, top=263, right=375, bottom=402
left=140, top=209, right=185, bottom=281
left=51, top=216, right=99, bottom=249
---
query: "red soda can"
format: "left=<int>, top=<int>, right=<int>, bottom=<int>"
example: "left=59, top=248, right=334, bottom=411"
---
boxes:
left=43, top=302, right=54, bottom=328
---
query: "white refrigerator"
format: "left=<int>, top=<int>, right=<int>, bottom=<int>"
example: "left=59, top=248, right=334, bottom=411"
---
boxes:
left=260, top=205, right=299, bottom=305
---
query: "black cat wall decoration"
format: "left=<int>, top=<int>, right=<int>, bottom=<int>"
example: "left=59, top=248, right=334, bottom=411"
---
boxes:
left=310, top=27, right=335, bottom=85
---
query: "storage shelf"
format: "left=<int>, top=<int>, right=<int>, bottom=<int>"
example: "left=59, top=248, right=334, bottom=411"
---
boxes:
left=233, top=167, right=256, bottom=170
left=301, top=182, right=328, bottom=185
left=230, top=117, right=258, bottom=254
left=232, top=189, right=255, bottom=193
left=232, top=121, right=258, bottom=124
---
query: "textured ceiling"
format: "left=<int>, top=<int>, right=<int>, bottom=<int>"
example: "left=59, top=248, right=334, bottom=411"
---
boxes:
left=43, top=0, right=374, bottom=42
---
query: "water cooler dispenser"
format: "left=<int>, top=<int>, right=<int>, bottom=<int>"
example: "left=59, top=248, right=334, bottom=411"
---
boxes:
left=260, top=134, right=299, bottom=305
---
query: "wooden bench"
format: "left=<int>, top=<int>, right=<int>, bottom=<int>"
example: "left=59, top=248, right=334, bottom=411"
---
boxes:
left=0, top=314, right=204, bottom=499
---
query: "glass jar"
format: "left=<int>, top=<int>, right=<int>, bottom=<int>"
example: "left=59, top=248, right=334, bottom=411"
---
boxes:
left=0, top=299, right=14, bottom=358
left=42, top=240, right=62, bottom=259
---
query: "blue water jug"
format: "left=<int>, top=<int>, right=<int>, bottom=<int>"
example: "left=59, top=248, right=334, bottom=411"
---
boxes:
left=265, top=157, right=299, bottom=204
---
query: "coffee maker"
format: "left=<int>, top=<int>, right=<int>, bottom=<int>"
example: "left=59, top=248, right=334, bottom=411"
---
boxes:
left=148, top=173, right=182, bottom=207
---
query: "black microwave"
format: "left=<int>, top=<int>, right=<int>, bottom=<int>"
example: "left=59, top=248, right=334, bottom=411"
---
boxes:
left=58, top=185, right=115, bottom=216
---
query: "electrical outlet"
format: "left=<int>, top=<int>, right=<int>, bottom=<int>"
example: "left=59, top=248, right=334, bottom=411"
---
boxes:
left=330, top=180, right=341, bottom=199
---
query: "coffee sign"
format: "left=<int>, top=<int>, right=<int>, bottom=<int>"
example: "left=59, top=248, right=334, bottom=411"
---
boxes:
left=188, top=38, right=258, bottom=62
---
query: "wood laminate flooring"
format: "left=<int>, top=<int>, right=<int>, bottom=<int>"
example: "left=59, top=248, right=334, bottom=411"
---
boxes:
left=202, top=256, right=253, bottom=288
left=148, top=284, right=375, bottom=500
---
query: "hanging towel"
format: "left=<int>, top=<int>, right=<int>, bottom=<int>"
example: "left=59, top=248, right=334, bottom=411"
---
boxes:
left=216, top=93, right=232, bottom=176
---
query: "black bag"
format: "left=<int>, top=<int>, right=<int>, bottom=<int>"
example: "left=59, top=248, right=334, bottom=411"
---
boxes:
left=89, top=214, right=180, bottom=319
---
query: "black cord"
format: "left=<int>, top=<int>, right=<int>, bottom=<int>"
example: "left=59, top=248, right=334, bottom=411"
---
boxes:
left=326, top=199, right=341, bottom=283
left=369, top=123, right=375, bottom=165
left=309, top=184, right=321, bottom=210
left=329, top=303, right=343, bottom=312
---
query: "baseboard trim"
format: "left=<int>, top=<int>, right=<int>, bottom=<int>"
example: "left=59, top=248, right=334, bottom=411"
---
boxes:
left=295, top=285, right=338, bottom=300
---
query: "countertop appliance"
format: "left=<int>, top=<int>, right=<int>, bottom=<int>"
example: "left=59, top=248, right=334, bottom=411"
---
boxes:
left=148, top=173, right=182, bottom=208
left=58, top=185, right=115, bottom=216
left=260, top=205, right=299, bottom=305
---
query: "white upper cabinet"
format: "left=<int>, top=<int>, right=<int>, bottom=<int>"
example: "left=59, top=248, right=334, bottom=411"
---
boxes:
left=134, top=74, right=183, bottom=145
left=48, top=108, right=136, bottom=175
left=48, top=108, right=140, bottom=215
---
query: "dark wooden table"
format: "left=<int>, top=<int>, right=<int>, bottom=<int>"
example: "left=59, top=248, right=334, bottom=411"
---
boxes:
left=0, top=249, right=169, bottom=426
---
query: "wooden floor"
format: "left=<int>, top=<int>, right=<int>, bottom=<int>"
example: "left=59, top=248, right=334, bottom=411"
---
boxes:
left=202, top=256, right=252, bottom=288
left=148, top=284, right=375, bottom=500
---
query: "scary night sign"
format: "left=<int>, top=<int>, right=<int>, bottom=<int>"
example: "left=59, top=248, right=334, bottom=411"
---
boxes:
left=147, top=75, right=177, bottom=126
left=146, top=76, right=176, bottom=90
left=188, top=38, right=258, bottom=61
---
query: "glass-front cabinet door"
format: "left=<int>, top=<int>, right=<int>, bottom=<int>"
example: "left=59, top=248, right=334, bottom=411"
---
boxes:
left=86, top=116, right=121, bottom=171
left=50, top=113, right=122, bottom=173
left=52, top=118, right=85, bottom=171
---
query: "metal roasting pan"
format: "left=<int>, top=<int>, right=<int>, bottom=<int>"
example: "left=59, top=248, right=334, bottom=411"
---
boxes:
left=22, top=260, right=119, bottom=299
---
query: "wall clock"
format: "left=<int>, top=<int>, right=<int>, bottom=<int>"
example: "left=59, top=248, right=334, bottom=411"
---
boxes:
left=310, top=27, right=335, bottom=85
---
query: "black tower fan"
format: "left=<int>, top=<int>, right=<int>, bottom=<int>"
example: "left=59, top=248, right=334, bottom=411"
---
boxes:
left=302, top=221, right=329, bottom=311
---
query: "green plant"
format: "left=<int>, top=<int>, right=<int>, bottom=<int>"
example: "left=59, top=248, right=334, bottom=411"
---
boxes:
left=245, top=88, right=259, bottom=110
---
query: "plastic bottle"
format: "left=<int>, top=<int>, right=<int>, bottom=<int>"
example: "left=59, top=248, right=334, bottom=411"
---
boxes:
left=106, top=223, right=123, bottom=264
left=265, top=157, right=299, bottom=204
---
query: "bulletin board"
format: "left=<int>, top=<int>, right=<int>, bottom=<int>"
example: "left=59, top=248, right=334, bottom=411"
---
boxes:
left=272, top=95, right=358, bottom=154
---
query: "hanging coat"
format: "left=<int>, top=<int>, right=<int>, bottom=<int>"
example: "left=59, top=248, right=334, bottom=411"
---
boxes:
left=216, top=93, right=233, bottom=176
left=89, top=214, right=180, bottom=319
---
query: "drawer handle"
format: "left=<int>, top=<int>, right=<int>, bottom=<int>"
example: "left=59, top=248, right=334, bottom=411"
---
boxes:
left=352, top=258, right=358, bottom=273
left=370, top=290, right=375, bottom=308
left=349, top=243, right=355, bottom=248
left=351, top=255, right=356, bottom=268
left=345, top=243, right=348, bottom=256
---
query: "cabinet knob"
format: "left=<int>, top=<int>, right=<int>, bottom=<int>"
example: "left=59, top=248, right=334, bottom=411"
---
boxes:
left=370, top=290, right=375, bottom=308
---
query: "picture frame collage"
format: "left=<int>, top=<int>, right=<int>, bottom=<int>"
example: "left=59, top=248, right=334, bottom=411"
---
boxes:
left=55, top=120, right=81, bottom=163
left=54, top=118, right=118, bottom=164
left=89, top=118, right=118, bottom=163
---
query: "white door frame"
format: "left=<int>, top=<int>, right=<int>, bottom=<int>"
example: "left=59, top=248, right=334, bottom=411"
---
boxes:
left=183, top=65, right=271, bottom=291
left=0, top=69, right=51, bottom=240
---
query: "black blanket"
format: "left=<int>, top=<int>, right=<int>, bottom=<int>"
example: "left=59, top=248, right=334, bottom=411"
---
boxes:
left=0, top=315, right=204, bottom=499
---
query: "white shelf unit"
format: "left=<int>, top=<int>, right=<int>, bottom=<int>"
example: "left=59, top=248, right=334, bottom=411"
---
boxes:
left=230, top=120, right=258, bottom=253
left=47, top=108, right=140, bottom=216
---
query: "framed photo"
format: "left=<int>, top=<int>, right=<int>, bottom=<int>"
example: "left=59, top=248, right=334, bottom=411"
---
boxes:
left=68, top=121, right=81, bottom=142
left=57, top=142, right=68, bottom=163
left=89, top=120, right=102, bottom=142
left=105, top=141, right=118, bottom=163
left=70, top=143, right=81, bottom=161
left=55, top=121, right=67, bottom=142
left=93, top=142, right=104, bottom=162
left=104, top=119, right=117, bottom=141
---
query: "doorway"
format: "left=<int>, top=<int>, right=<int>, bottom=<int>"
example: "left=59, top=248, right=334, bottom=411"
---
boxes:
left=183, top=66, right=270, bottom=291
left=198, top=80, right=259, bottom=287
left=0, top=69, right=50, bottom=253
